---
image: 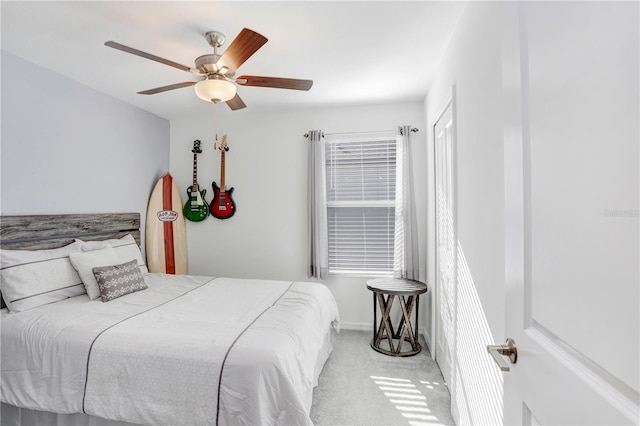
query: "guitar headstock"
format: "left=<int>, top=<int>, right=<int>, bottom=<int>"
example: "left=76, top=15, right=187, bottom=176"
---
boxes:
left=219, top=135, right=229, bottom=152
left=192, top=139, right=202, bottom=154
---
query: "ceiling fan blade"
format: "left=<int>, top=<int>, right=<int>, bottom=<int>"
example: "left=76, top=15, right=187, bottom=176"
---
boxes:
left=138, top=81, right=197, bottom=95
left=226, top=93, right=247, bottom=110
left=216, top=28, right=268, bottom=73
left=236, top=75, right=313, bottom=91
left=105, top=41, right=194, bottom=73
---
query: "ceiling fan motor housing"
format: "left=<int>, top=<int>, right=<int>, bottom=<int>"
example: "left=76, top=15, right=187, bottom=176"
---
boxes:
left=195, top=54, right=223, bottom=74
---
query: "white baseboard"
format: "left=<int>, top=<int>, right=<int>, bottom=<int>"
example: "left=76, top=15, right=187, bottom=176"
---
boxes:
left=339, top=321, right=371, bottom=331
left=422, top=330, right=434, bottom=359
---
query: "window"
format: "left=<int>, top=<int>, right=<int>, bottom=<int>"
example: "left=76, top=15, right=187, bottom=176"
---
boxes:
left=325, top=134, right=397, bottom=275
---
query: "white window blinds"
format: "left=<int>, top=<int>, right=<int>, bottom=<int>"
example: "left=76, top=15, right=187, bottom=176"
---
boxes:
left=325, top=135, right=397, bottom=274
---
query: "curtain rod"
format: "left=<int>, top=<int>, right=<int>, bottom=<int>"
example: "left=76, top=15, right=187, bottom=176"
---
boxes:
left=303, top=128, right=419, bottom=138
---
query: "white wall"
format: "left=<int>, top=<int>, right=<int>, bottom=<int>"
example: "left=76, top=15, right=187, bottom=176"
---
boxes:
left=0, top=49, right=432, bottom=345
left=1, top=51, right=169, bottom=234
left=170, top=101, right=427, bottom=331
left=424, top=2, right=507, bottom=424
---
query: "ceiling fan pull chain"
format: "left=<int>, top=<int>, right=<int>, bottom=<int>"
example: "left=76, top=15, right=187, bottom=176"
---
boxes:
left=213, top=103, right=220, bottom=148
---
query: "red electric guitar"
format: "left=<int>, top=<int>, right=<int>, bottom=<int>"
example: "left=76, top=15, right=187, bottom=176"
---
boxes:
left=210, top=135, right=236, bottom=219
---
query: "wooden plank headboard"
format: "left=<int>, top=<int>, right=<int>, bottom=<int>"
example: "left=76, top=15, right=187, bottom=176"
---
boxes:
left=0, top=213, right=141, bottom=250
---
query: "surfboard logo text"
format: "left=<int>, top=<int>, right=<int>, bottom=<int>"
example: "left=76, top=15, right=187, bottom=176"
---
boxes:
left=157, top=210, right=178, bottom=222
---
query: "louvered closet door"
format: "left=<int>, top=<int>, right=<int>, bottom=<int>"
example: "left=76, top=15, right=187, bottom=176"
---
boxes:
left=434, top=99, right=455, bottom=389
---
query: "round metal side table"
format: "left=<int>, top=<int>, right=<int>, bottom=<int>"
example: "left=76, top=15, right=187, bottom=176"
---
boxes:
left=366, top=277, right=428, bottom=357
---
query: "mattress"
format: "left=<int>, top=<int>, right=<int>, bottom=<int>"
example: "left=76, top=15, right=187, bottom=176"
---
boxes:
left=1, top=273, right=340, bottom=426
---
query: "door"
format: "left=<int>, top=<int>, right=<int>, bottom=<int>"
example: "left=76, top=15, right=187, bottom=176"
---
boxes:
left=434, top=97, right=456, bottom=389
left=501, top=2, right=639, bottom=424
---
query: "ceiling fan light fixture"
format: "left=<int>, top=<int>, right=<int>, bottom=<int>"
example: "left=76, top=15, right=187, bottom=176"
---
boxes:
left=195, top=77, right=236, bottom=103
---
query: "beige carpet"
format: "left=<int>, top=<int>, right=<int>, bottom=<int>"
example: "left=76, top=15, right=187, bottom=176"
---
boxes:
left=310, top=329, right=454, bottom=426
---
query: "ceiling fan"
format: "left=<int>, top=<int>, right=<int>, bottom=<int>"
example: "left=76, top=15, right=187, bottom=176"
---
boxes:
left=104, top=28, right=313, bottom=110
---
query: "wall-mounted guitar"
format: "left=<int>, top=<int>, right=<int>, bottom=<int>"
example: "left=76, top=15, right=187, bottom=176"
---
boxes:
left=210, top=135, right=236, bottom=219
left=183, top=140, right=209, bottom=222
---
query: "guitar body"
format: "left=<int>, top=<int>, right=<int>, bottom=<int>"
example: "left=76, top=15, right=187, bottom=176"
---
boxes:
left=183, top=186, right=209, bottom=222
left=210, top=181, right=236, bottom=219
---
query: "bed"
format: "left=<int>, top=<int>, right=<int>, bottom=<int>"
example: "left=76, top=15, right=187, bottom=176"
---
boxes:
left=0, top=213, right=340, bottom=426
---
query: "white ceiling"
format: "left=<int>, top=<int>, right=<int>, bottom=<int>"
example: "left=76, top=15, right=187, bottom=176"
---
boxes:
left=1, top=1, right=465, bottom=121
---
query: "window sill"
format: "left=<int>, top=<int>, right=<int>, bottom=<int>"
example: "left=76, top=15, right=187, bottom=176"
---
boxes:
left=328, top=271, right=394, bottom=279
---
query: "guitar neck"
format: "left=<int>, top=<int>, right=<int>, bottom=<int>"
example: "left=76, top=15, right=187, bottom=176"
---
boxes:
left=220, top=150, right=226, bottom=193
left=192, top=153, right=198, bottom=188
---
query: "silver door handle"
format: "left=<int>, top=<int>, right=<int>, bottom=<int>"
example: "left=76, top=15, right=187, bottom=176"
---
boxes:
left=487, top=338, right=518, bottom=372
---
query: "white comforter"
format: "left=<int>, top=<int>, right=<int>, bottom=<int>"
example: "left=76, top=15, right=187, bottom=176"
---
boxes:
left=1, top=274, right=340, bottom=425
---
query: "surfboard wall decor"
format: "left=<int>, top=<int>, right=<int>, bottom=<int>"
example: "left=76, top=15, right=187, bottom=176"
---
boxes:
left=145, top=172, right=187, bottom=274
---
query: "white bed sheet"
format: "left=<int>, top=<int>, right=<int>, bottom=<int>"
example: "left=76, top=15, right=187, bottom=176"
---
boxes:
left=1, top=274, right=340, bottom=426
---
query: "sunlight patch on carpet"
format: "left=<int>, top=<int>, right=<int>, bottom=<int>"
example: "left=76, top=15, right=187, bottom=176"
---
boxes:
left=372, top=375, right=447, bottom=426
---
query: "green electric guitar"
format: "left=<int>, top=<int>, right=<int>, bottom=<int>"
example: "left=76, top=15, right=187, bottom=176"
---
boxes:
left=183, top=140, right=209, bottom=222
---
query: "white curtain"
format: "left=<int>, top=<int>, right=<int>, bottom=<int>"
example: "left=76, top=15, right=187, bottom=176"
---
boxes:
left=307, top=130, right=328, bottom=279
left=393, top=125, right=420, bottom=280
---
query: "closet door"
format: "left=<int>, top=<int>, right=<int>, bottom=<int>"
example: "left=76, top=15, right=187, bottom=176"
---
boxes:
left=434, top=98, right=456, bottom=389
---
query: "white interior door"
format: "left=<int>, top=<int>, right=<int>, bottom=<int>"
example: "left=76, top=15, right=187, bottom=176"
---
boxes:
left=501, top=2, right=639, bottom=424
left=434, top=98, right=456, bottom=389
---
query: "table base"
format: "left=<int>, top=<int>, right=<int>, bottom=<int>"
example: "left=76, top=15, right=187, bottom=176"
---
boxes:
left=371, top=292, right=422, bottom=357
left=370, top=337, right=423, bottom=357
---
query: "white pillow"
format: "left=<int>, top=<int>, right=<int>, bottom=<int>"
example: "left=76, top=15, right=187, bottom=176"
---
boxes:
left=0, top=241, right=83, bottom=268
left=77, top=234, right=148, bottom=274
left=69, top=245, right=120, bottom=300
left=0, top=241, right=86, bottom=312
